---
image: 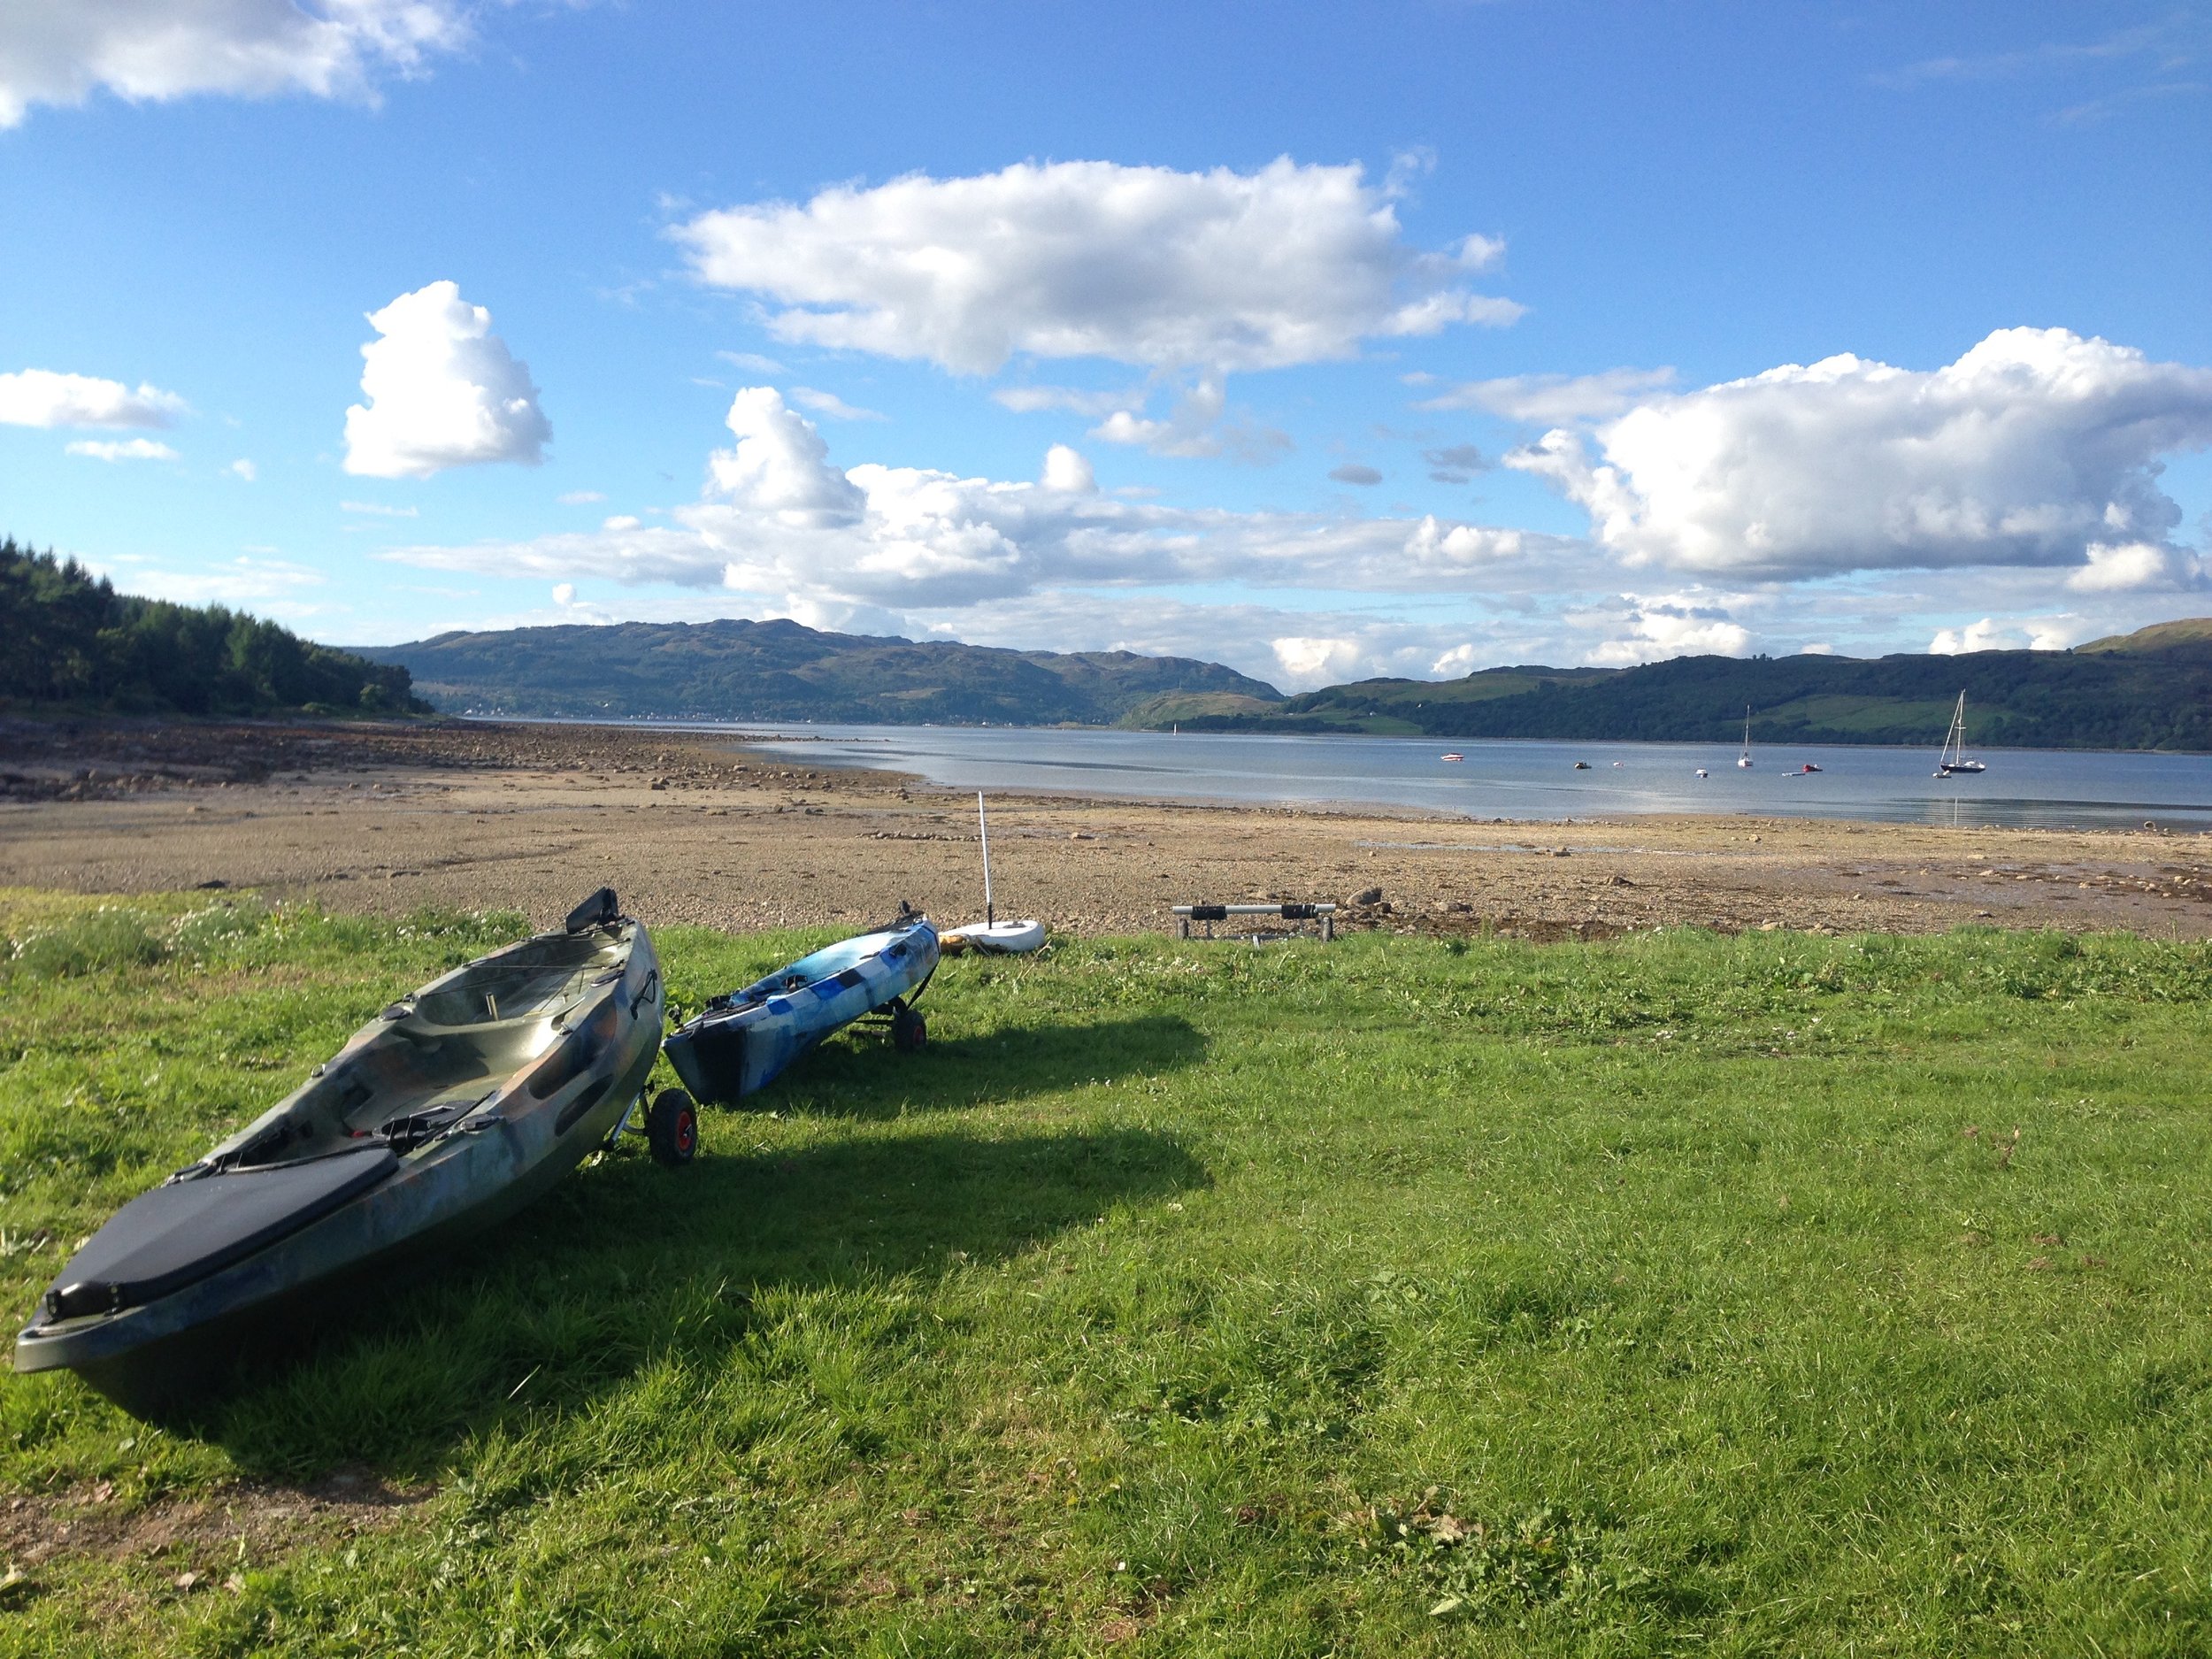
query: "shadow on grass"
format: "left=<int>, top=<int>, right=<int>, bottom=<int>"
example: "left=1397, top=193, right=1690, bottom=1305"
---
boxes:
left=177, top=1118, right=1205, bottom=1476
left=765, top=1011, right=1208, bottom=1117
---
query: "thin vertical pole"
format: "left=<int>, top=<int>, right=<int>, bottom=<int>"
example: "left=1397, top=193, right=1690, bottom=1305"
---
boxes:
left=977, top=791, right=995, bottom=926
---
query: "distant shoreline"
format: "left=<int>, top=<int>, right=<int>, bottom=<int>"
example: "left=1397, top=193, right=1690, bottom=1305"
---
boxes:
left=8, top=714, right=2208, bottom=834
left=365, top=612, right=2212, bottom=753
left=461, top=710, right=2212, bottom=757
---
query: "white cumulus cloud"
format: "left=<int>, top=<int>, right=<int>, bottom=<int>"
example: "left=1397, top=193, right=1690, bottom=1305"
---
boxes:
left=1040, top=444, right=1095, bottom=494
left=1271, top=636, right=1364, bottom=686
left=385, top=386, right=1550, bottom=618
left=0, top=368, right=186, bottom=428
left=673, top=157, right=1521, bottom=377
left=2065, top=539, right=2203, bottom=593
left=0, top=0, right=476, bottom=128
left=65, top=437, right=179, bottom=462
left=1587, top=594, right=1754, bottom=666
left=342, top=280, right=550, bottom=479
left=1930, top=618, right=2074, bottom=654
left=1507, top=327, right=2212, bottom=580
left=705, top=386, right=867, bottom=523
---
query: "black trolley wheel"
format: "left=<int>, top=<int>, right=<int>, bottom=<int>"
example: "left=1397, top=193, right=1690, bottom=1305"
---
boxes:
left=890, top=1001, right=927, bottom=1055
left=647, top=1088, right=698, bottom=1167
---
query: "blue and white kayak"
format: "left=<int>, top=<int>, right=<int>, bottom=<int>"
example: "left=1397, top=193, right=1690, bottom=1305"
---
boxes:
left=664, top=916, right=938, bottom=1105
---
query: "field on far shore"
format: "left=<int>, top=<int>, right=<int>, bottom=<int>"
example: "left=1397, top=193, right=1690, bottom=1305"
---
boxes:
left=4, top=892, right=2212, bottom=1655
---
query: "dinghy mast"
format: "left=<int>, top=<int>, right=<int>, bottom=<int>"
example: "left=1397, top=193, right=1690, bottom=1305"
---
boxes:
left=977, top=792, right=995, bottom=926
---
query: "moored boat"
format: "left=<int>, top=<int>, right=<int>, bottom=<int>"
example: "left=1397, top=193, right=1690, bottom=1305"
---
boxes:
left=1936, top=691, right=1986, bottom=775
left=14, top=888, right=666, bottom=1410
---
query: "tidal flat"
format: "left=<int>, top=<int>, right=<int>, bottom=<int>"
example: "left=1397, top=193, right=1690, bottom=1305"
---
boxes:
left=1, top=716, right=2208, bottom=941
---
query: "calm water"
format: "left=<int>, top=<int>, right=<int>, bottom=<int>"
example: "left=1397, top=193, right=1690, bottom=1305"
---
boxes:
left=643, top=722, right=2212, bottom=832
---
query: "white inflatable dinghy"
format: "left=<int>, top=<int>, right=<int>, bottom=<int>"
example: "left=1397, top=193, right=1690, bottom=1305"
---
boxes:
left=942, top=793, right=1046, bottom=955
left=941, top=918, right=1045, bottom=955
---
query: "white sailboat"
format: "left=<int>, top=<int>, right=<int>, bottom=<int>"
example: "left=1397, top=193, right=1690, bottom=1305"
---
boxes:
left=1935, top=692, right=1985, bottom=777
left=1736, top=706, right=1754, bottom=769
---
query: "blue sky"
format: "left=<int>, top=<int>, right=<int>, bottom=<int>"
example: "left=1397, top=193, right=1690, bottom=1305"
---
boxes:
left=3, top=1, right=2208, bottom=688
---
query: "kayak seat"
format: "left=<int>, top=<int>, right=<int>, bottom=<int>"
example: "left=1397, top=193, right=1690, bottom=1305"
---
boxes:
left=40, top=1146, right=398, bottom=1323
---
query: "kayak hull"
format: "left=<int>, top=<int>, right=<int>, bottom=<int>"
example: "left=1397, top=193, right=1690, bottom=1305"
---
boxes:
left=14, top=903, right=664, bottom=1412
left=664, top=919, right=937, bottom=1105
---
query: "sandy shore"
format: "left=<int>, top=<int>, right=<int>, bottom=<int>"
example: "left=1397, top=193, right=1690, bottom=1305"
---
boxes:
left=2, top=716, right=2208, bottom=941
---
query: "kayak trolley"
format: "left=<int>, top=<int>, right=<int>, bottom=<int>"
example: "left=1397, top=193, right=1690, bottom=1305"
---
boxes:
left=1172, top=902, right=1337, bottom=942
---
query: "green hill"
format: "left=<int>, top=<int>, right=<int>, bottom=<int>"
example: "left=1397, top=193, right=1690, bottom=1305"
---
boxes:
left=0, top=537, right=423, bottom=717
left=1113, top=690, right=1284, bottom=729
left=1155, top=626, right=2212, bottom=752
left=2076, top=617, right=2212, bottom=653
left=357, top=618, right=1283, bottom=726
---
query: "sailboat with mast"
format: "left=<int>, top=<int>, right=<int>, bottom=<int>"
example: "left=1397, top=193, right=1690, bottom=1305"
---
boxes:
left=1736, top=706, right=1754, bottom=769
left=1935, top=692, right=1985, bottom=776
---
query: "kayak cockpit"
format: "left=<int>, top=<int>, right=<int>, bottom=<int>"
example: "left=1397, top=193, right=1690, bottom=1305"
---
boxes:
left=187, top=930, right=633, bottom=1173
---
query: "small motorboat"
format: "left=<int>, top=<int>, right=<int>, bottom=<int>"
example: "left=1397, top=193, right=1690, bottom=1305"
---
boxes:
left=1695, top=768, right=1709, bottom=779
left=16, top=888, right=667, bottom=1411
left=663, top=910, right=939, bottom=1105
left=1798, top=763, right=1823, bottom=774
left=1573, top=760, right=1592, bottom=769
left=1440, top=752, right=1464, bottom=763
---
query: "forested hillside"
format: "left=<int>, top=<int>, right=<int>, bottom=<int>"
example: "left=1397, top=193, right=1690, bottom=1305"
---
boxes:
left=361, top=618, right=1282, bottom=725
left=0, top=538, right=422, bottom=716
left=1159, top=625, right=2212, bottom=752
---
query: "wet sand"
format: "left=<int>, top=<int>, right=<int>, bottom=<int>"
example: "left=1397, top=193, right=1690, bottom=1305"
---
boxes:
left=2, top=716, right=2208, bottom=941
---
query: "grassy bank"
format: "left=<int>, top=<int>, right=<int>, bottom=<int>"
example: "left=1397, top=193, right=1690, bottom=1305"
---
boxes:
left=4, top=893, right=2211, bottom=1655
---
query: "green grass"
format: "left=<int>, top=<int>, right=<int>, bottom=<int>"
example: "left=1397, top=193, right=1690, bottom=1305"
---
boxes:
left=4, top=895, right=2212, bottom=1655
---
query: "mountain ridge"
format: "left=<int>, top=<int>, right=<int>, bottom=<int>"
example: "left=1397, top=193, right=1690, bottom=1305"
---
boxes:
left=357, top=617, right=1282, bottom=726
left=356, top=613, right=2212, bottom=752
left=1161, top=620, right=2212, bottom=752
